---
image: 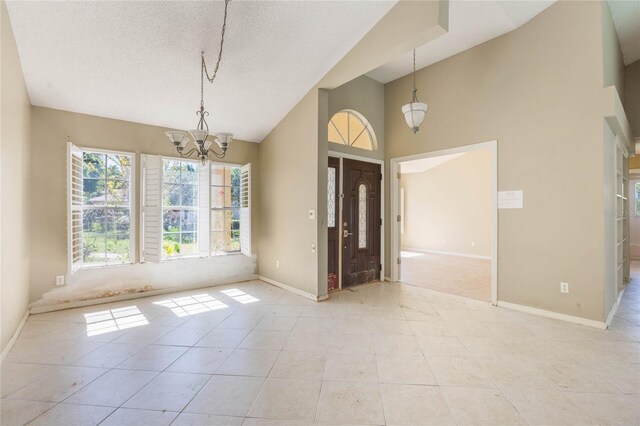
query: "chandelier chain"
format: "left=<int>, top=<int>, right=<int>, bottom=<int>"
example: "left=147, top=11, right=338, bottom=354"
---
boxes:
left=201, top=0, right=230, bottom=106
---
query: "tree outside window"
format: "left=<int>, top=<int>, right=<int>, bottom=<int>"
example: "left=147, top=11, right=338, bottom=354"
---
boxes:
left=211, top=165, right=241, bottom=254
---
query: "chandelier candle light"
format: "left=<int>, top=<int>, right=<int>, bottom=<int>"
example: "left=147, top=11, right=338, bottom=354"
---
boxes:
left=166, top=0, right=233, bottom=163
left=401, top=49, right=428, bottom=133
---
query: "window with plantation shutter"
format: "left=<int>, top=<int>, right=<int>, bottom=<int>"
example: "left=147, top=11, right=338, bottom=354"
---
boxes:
left=68, top=143, right=84, bottom=275
left=240, top=163, right=251, bottom=256
left=141, top=154, right=163, bottom=263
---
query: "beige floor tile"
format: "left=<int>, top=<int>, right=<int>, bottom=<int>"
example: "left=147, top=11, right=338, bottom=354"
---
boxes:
left=6, top=365, right=107, bottom=402
left=566, top=392, right=640, bottom=426
left=502, top=387, right=599, bottom=425
left=167, top=347, right=234, bottom=374
left=0, top=362, right=57, bottom=398
left=153, top=326, right=210, bottom=346
left=196, top=328, right=251, bottom=348
left=242, top=418, right=310, bottom=426
left=248, top=378, right=321, bottom=421
left=71, top=342, right=146, bottom=368
left=100, top=408, right=179, bottom=425
left=476, top=357, right=557, bottom=390
left=323, top=353, right=378, bottom=383
left=316, top=381, right=385, bottom=425
left=172, top=413, right=244, bottom=425
left=0, top=398, right=55, bottom=426
left=254, top=315, right=298, bottom=332
left=416, top=335, right=471, bottom=358
left=122, top=371, right=209, bottom=411
left=112, top=325, right=175, bottom=345
left=380, top=384, right=454, bottom=425
left=538, top=358, right=620, bottom=393
left=372, top=334, right=421, bottom=355
left=239, top=329, right=290, bottom=351
left=442, top=387, right=526, bottom=425
left=269, top=350, right=326, bottom=380
left=117, top=344, right=188, bottom=371
left=216, top=348, right=279, bottom=376
left=29, top=403, right=115, bottom=426
left=184, top=375, right=264, bottom=416
left=329, top=333, right=375, bottom=355
left=283, top=330, right=331, bottom=353
left=65, top=368, right=157, bottom=407
left=428, top=356, right=495, bottom=388
left=376, top=354, right=436, bottom=385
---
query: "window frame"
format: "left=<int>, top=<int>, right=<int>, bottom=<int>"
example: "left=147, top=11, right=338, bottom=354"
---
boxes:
left=210, top=162, right=243, bottom=256
left=161, top=158, right=201, bottom=260
left=328, top=109, right=378, bottom=151
left=77, top=146, right=136, bottom=270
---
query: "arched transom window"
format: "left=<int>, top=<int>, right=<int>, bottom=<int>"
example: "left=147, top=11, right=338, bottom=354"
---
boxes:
left=328, top=110, right=377, bottom=151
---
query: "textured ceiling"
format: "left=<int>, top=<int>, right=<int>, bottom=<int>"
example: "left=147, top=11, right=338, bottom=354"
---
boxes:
left=367, top=0, right=555, bottom=84
left=608, top=0, right=640, bottom=65
left=6, top=0, right=396, bottom=142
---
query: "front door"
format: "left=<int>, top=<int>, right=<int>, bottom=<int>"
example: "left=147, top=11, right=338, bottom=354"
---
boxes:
left=342, top=158, right=381, bottom=286
left=327, top=157, right=340, bottom=291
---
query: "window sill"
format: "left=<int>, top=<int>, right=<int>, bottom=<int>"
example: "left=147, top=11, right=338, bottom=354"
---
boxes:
left=80, top=261, right=133, bottom=271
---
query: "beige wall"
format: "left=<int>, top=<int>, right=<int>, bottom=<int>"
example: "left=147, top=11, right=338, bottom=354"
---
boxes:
left=401, top=149, right=491, bottom=258
left=29, top=107, right=259, bottom=306
left=385, top=1, right=609, bottom=321
left=328, top=75, right=385, bottom=161
left=1, top=0, right=31, bottom=352
left=624, top=59, right=640, bottom=139
left=602, top=1, right=624, bottom=100
left=258, top=90, right=323, bottom=297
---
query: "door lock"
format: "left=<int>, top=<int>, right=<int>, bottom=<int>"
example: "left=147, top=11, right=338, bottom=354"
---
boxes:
left=343, top=229, right=353, bottom=238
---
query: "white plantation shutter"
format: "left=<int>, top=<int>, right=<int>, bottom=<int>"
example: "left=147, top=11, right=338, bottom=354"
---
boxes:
left=240, top=163, right=252, bottom=256
left=198, top=162, right=210, bottom=258
left=141, top=154, right=163, bottom=263
left=68, top=142, right=83, bottom=275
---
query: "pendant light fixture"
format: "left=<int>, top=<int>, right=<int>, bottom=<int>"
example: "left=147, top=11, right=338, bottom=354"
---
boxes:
left=401, top=49, right=428, bottom=133
left=166, top=0, right=233, bottom=164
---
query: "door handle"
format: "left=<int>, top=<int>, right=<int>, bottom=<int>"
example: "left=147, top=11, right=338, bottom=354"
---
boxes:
left=343, top=229, right=353, bottom=238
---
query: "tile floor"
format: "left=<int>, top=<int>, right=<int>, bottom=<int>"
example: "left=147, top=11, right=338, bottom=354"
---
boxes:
left=1, top=270, right=639, bottom=425
left=400, top=251, right=491, bottom=302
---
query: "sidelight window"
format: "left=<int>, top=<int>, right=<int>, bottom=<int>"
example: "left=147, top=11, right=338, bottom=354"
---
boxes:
left=358, top=183, right=367, bottom=248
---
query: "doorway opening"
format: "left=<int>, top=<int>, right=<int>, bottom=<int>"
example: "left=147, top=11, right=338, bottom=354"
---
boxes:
left=391, top=141, right=498, bottom=304
left=327, top=152, right=384, bottom=291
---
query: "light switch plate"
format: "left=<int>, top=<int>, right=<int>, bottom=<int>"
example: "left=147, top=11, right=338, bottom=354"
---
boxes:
left=308, top=210, right=316, bottom=220
left=55, top=275, right=65, bottom=286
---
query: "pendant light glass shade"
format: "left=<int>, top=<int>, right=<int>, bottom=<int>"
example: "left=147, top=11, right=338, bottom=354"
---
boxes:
left=189, top=129, right=209, bottom=143
left=166, top=131, right=187, bottom=145
left=215, top=132, right=233, bottom=150
left=402, top=102, right=428, bottom=133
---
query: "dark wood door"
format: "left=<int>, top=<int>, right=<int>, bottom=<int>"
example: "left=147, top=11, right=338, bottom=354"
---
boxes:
left=327, top=157, right=340, bottom=291
left=342, top=158, right=381, bottom=286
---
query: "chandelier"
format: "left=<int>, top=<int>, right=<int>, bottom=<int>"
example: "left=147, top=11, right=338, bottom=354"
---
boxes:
left=401, top=49, right=428, bottom=133
left=166, top=0, right=233, bottom=164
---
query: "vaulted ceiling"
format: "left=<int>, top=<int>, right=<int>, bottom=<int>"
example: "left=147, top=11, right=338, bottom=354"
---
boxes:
left=6, top=0, right=396, bottom=142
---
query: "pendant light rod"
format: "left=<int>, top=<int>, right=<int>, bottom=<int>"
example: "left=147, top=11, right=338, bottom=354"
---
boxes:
left=401, top=48, right=428, bottom=134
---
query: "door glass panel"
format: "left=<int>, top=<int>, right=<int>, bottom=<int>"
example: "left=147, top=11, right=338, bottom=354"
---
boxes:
left=328, top=167, right=336, bottom=228
left=358, top=183, right=367, bottom=248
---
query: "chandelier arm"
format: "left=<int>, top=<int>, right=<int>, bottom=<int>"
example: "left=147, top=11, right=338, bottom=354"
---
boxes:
left=205, top=148, right=227, bottom=159
left=179, top=148, right=198, bottom=158
left=202, top=0, right=230, bottom=85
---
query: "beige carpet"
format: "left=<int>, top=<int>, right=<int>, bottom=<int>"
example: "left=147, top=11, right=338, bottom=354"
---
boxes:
left=400, top=251, right=491, bottom=302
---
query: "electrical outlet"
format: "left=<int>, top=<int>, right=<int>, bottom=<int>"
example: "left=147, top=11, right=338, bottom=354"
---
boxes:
left=276, top=260, right=280, bottom=268
left=55, top=275, right=65, bottom=286
left=311, top=244, right=316, bottom=253
left=560, top=282, right=569, bottom=293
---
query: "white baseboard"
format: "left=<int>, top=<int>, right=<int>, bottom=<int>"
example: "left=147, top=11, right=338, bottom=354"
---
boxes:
left=258, top=275, right=325, bottom=302
left=605, top=284, right=628, bottom=328
left=497, top=301, right=606, bottom=329
left=401, top=247, right=491, bottom=260
left=1, top=310, right=29, bottom=363
left=29, top=275, right=259, bottom=314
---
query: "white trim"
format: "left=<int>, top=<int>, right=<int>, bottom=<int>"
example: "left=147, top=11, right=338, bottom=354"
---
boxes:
left=390, top=140, right=498, bottom=305
left=497, top=301, right=606, bottom=329
left=258, top=275, right=328, bottom=302
left=328, top=150, right=385, bottom=286
left=1, top=310, right=29, bottom=362
left=605, top=283, right=628, bottom=328
left=402, top=247, right=491, bottom=260
left=29, top=275, right=259, bottom=314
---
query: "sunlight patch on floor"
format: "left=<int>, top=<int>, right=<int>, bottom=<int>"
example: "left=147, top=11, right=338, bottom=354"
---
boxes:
left=153, top=294, right=229, bottom=317
left=84, top=306, right=148, bottom=336
left=401, top=251, right=425, bottom=258
left=220, top=288, right=260, bottom=304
